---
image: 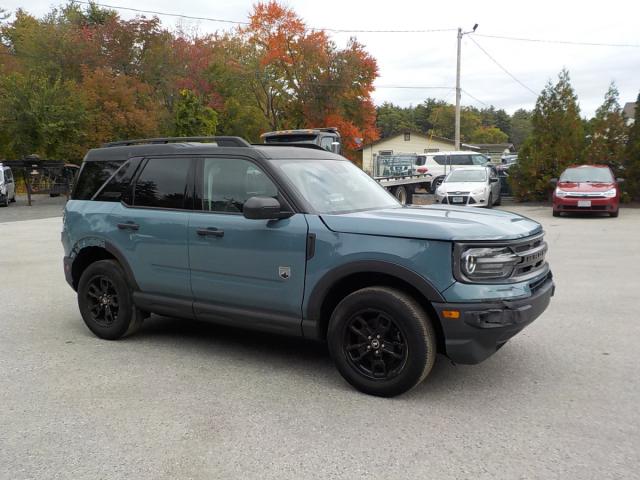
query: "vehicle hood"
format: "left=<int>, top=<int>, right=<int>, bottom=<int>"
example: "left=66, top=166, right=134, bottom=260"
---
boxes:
left=439, top=182, right=487, bottom=192
left=320, top=205, right=542, bottom=241
left=557, top=181, right=615, bottom=192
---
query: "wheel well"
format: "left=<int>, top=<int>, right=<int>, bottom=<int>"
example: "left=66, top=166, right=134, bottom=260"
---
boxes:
left=71, top=247, right=116, bottom=290
left=318, top=272, right=445, bottom=353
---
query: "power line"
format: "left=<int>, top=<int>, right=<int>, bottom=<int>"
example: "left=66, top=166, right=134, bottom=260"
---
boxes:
left=75, top=2, right=456, bottom=34
left=474, top=33, right=640, bottom=49
left=461, top=89, right=488, bottom=107
left=467, top=35, right=538, bottom=97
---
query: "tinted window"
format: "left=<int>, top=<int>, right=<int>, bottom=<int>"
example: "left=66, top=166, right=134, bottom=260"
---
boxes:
left=450, top=155, right=472, bottom=166
left=201, top=158, right=278, bottom=213
left=432, top=155, right=447, bottom=165
left=73, top=161, right=124, bottom=200
left=4, top=169, right=13, bottom=182
left=94, top=158, right=142, bottom=202
left=133, top=158, right=190, bottom=209
left=472, top=155, right=489, bottom=165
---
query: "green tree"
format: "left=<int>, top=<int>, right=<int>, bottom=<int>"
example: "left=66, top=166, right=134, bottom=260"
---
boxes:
left=510, top=109, right=533, bottom=147
left=376, top=102, right=416, bottom=138
left=469, top=126, right=509, bottom=144
left=428, top=105, right=481, bottom=142
left=171, top=89, right=218, bottom=137
left=624, top=91, right=640, bottom=200
left=584, top=82, right=627, bottom=171
left=510, top=69, right=584, bottom=200
left=0, top=72, right=85, bottom=160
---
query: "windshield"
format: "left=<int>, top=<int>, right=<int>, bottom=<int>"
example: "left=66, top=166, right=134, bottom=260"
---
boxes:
left=272, top=159, right=399, bottom=214
left=560, top=167, right=614, bottom=183
left=445, top=169, right=487, bottom=183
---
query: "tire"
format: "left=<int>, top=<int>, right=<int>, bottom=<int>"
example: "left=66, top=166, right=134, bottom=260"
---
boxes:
left=327, top=287, right=437, bottom=397
left=610, top=209, right=619, bottom=218
left=10, top=195, right=16, bottom=203
left=430, top=176, right=444, bottom=194
left=486, top=193, right=493, bottom=209
left=1, top=196, right=8, bottom=207
left=77, top=259, right=143, bottom=340
left=493, top=193, right=501, bottom=206
left=552, top=210, right=560, bottom=217
left=393, top=185, right=410, bottom=205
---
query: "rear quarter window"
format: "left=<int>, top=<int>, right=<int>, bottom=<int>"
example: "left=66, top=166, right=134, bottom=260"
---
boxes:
left=72, top=161, right=125, bottom=200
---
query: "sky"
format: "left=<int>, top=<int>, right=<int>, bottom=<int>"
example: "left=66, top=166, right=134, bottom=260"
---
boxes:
left=4, top=0, right=640, bottom=117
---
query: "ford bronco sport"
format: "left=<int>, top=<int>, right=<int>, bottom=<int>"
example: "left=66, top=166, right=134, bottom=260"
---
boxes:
left=62, top=136, right=554, bottom=397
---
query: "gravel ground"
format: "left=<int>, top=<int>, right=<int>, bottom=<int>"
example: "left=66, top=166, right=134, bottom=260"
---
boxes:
left=1, top=205, right=638, bottom=480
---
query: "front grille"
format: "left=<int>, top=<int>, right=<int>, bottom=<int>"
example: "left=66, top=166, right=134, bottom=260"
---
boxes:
left=510, top=233, right=548, bottom=281
left=565, top=193, right=605, bottom=198
left=442, top=195, right=476, bottom=205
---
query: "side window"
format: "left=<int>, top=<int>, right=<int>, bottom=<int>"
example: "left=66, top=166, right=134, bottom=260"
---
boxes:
left=320, top=137, right=333, bottom=151
left=5, top=169, right=13, bottom=182
left=472, top=155, right=488, bottom=165
left=94, top=158, right=142, bottom=202
left=415, top=156, right=426, bottom=166
left=432, top=155, right=447, bottom=165
left=201, top=158, right=278, bottom=213
left=452, top=155, right=472, bottom=166
left=133, top=158, right=190, bottom=209
left=72, top=161, right=124, bottom=200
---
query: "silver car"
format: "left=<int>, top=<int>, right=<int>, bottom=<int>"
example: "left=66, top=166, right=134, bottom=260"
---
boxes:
left=434, top=166, right=501, bottom=208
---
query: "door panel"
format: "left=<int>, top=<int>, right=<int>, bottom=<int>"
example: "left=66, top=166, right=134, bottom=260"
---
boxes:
left=188, top=156, right=308, bottom=330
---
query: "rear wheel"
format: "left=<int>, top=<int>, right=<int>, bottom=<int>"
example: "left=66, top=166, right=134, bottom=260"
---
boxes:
left=2, top=196, right=8, bottom=207
left=392, top=185, right=413, bottom=205
left=327, top=287, right=437, bottom=397
left=77, top=260, right=143, bottom=340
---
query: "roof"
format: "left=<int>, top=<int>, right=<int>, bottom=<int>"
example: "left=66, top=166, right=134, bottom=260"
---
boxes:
left=84, top=141, right=344, bottom=162
left=361, top=131, right=456, bottom=149
left=623, top=102, right=636, bottom=120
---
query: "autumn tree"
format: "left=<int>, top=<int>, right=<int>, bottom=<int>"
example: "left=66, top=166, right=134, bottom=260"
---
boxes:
left=584, top=82, right=627, bottom=171
left=469, top=126, right=508, bottom=144
left=510, top=69, right=584, bottom=200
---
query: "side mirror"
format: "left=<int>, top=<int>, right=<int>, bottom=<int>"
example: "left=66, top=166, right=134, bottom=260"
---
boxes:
left=616, top=178, right=625, bottom=184
left=490, top=177, right=499, bottom=183
left=243, top=196, right=292, bottom=220
left=331, top=141, right=341, bottom=154
left=550, top=178, right=558, bottom=186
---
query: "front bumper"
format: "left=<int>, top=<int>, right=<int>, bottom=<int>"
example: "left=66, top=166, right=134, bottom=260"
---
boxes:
left=435, top=192, right=487, bottom=207
left=553, top=196, right=618, bottom=213
left=432, top=274, right=555, bottom=364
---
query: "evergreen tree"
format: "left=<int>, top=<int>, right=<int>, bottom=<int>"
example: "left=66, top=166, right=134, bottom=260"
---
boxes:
left=624, top=91, right=640, bottom=200
left=584, top=82, right=627, bottom=172
left=510, top=69, right=584, bottom=200
left=510, top=109, right=533, bottom=147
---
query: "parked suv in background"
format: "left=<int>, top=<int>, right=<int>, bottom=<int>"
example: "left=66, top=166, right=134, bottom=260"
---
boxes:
left=62, top=137, right=554, bottom=397
left=416, top=151, right=491, bottom=192
left=0, top=164, right=17, bottom=207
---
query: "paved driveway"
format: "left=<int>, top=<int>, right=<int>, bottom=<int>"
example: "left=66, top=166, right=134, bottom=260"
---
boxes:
left=1, top=206, right=638, bottom=479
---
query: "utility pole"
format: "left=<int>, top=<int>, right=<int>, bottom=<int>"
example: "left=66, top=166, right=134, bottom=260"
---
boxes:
left=455, top=24, right=478, bottom=151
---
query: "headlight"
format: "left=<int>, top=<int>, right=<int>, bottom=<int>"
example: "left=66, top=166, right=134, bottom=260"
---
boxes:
left=602, top=188, right=616, bottom=198
left=0, top=185, right=6, bottom=195
left=555, top=187, right=569, bottom=197
left=471, top=187, right=485, bottom=195
left=460, top=247, right=520, bottom=281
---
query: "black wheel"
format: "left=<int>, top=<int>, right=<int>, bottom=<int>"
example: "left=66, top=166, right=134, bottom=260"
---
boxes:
left=2, top=196, right=8, bottom=207
left=610, top=209, right=619, bottom=218
left=430, top=176, right=444, bottom=194
left=77, top=260, right=143, bottom=340
left=393, top=186, right=408, bottom=205
left=327, top=287, right=437, bottom=397
left=10, top=195, right=16, bottom=203
left=486, top=193, right=493, bottom=209
left=552, top=210, right=560, bottom=217
left=494, top=193, right=501, bottom=206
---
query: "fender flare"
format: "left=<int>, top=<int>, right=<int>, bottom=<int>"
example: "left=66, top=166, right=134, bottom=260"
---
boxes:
left=69, top=237, right=139, bottom=290
left=303, top=260, right=445, bottom=339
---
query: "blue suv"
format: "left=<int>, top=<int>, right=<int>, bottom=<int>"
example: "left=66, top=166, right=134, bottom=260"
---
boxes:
left=62, top=137, right=554, bottom=397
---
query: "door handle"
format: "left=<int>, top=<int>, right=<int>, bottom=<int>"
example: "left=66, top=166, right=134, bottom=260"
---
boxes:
left=196, top=227, right=224, bottom=238
left=117, top=222, right=139, bottom=231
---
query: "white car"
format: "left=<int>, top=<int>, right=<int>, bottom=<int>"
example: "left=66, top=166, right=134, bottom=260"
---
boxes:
left=435, top=166, right=501, bottom=208
left=414, top=151, right=491, bottom=192
left=0, top=164, right=16, bottom=207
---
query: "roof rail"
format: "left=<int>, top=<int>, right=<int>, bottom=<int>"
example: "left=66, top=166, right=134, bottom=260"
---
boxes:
left=102, top=136, right=251, bottom=148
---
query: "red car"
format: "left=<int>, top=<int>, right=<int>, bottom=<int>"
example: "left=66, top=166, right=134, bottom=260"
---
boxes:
left=551, top=165, right=622, bottom=217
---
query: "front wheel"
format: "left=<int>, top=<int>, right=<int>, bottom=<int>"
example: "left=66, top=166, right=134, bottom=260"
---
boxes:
left=486, top=193, right=493, bottom=209
left=327, top=287, right=437, bottom=397
left=77, top=260, right=143, bottom=340
left=430, top=177, right=444, bottom=194
left=610, top=209, right=619, bottom=218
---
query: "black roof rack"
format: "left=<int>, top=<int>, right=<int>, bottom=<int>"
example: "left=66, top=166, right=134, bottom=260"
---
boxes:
left=102, top=136, right=251, bottom=148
